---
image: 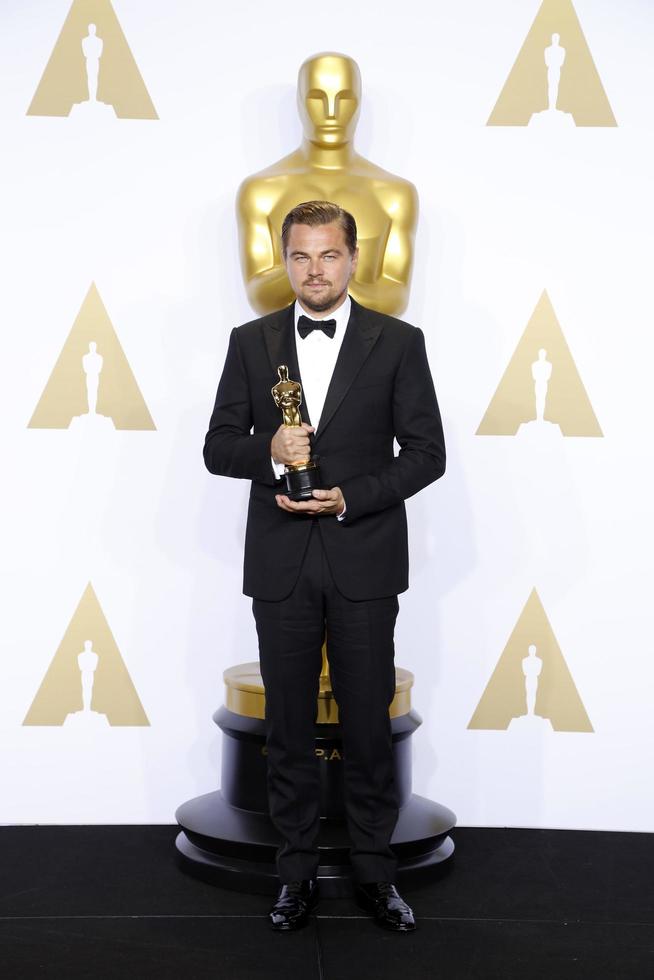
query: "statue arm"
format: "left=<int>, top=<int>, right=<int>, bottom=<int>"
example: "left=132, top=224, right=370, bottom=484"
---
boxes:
left=246, top=265, right=294, bottom=315
left=349, top=183, right=418, bottom=316
left=350, top=275, right=410, bottom=316
left=236, top=181, right=294, bottom=315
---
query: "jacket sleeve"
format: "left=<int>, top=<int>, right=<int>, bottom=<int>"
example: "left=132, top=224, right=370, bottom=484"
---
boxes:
left=203, top=328, right=277, bottom=486
left=338, top=327, right=445, bottom=522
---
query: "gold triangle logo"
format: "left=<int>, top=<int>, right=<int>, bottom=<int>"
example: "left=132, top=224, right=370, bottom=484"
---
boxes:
left=468, top=588, right=593, bottom=733
left=27, top=0, right=158, bottom=120
left=476, top=290, right=601, bottom=437
left=23, top=583, right=149, bottom=727
left=487, top=0, right=616, bottom=127
left=28, top=282, right=155, bottom=431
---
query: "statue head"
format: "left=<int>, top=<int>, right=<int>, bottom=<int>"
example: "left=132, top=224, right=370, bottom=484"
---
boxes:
left=551, top=33, right=560, bottom=45
left=297, top=53, right=361, bottom=147
left=88, top=23, right=97, bottom=35
left=84, top=640, right=93, bottom=650
left=528, top=644, right=537, bottom=656
left=538, top=348, right=547, bottom=360
left=89, top=342, right=97, bottom=353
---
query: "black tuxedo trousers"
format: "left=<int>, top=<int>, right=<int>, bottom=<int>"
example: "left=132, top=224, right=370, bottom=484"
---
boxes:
left=204, top=299, right=445, bottom=882
left=254, top=524, right=400, bottom=882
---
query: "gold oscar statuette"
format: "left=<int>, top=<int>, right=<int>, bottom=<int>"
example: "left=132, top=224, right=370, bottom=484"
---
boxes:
left=271, top=365, right=323, bottom=501
left=237, top=52, right=418, bottom=316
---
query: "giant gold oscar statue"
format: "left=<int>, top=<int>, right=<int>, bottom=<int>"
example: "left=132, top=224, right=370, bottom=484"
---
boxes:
left=175, top=54, right=455, bottom=897
left=236, top=52, right=417, bottom=316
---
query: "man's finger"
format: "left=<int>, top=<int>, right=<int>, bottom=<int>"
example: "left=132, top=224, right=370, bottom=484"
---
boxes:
left=311, top=489, right=335, bottom=501
left=276, top=495, right=321, bottom=513
left=275, top=496, right=299, bottom=513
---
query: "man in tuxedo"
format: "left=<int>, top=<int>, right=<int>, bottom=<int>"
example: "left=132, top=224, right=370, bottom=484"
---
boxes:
left=204, top=201, right=445, bottom=932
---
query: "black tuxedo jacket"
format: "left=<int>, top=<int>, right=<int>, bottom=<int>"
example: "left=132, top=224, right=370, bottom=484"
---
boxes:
left=204, top=297, right=445, bottom=601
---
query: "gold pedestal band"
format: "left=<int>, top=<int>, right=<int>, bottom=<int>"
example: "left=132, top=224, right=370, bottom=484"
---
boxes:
left=224, top=662, right=413, bottom=724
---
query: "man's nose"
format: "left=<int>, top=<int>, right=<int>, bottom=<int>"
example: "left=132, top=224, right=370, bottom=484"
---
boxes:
left=308, top=256, right=324, bottom=276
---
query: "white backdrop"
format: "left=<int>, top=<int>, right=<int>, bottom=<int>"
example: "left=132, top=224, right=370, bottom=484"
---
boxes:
left=1, top=0, right=653, bottom=829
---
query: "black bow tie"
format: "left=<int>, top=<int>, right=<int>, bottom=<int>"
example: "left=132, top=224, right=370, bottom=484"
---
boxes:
left=297, top=315, right=336, bottom=339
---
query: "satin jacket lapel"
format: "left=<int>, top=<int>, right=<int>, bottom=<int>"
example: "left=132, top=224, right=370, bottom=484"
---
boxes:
left=262, top=304, right=313, bottom=426
left=314, top=299, right=382, bottom=444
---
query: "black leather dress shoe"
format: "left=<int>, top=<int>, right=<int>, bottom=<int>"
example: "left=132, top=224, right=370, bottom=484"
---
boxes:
left=355, top=882, right=416, bottom=932
left=269, top=880, right=319, bottom=931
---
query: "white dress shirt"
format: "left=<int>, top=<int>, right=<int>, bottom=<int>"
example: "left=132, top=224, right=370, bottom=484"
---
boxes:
left=272, top=295, right=351, bottom=518
left=293, top=294, right=351, bottom=430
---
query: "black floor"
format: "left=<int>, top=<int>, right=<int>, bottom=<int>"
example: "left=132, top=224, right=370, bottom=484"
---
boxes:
left=1, top=825, right=653, bottom=979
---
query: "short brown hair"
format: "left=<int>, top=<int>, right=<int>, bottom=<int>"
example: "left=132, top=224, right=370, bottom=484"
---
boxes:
left=281, top=201, right=357, bottom=256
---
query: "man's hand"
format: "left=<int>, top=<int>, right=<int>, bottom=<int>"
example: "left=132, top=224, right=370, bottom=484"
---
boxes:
left=276, top=487, right=345, bottom=517
left=271, top=422, right=314, bottom=466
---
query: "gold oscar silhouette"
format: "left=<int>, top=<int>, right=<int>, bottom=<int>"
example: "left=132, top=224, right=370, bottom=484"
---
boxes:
left=27, top=283, right=155, bottom=432
left=237, top=52, right=418, bottom=315
left=23, top=583, right=149, bottom=727
left=476, top=291, right=602, bottom=438
left=27, top=0, right=157, bottom=120
left=487, top=0, right=616, bottom=127
left=468, top=588, right=593, bottom=733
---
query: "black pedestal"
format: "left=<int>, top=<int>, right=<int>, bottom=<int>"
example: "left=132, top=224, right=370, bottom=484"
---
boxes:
left=176, top=792, right=454, bottom=897
left=176, top=703, right=456, bottom=897
left=285, top=460, right=322, bottom=501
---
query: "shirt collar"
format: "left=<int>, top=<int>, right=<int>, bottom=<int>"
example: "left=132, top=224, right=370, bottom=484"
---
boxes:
left=294, top=294, right=351, bottom=336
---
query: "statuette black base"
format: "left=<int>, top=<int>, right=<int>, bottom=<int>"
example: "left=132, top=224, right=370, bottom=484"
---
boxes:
left=285, top=462, right=322, bottom=501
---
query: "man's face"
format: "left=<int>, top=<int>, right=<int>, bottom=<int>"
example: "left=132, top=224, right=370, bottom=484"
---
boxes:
left=284, top=222, right=358, bottom=315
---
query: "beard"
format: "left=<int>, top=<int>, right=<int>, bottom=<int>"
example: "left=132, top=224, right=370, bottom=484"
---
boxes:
left=298, top=281, right=347, bottom=314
